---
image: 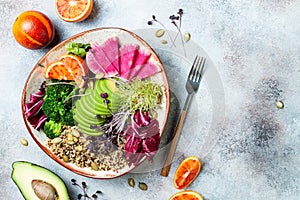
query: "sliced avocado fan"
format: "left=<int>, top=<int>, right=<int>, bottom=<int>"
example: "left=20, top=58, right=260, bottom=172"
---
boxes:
left=11, top=161, right=69, bottom=200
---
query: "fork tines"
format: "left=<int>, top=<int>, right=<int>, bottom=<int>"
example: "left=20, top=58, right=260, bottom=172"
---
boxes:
left=188, top=56, right=205, bottom=82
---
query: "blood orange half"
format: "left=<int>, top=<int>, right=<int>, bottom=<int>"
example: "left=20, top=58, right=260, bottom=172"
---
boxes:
left=169, top=190, right=204, bottom=200
left=55, top=0, right=93, bottom=22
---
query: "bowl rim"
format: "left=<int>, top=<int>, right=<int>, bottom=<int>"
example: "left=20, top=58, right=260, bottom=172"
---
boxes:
left=21, top=27, right=170, bottom=179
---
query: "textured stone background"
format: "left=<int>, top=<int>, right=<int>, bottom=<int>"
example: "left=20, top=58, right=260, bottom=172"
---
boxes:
left=0, top=0, right=299, bottom=199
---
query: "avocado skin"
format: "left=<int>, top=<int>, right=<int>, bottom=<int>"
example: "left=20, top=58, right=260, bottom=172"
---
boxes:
left=11, top=161, right=69, bottom=200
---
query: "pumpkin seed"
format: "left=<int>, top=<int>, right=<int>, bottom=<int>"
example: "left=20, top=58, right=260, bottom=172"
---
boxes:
left=62, top=155, right=69, bottom=163
left=75, top=146, right=83, bottom=152
left=138, top=182, right=148, bottom=191
left=276, top=100, right=284, bottom=109
left=184, top=32, right=191, bottom=42
left=67, top=134, right=73, bottom=141
left=20, top=138, right=28, bottom=146
left=52, top=138, right=62, bottom=144
left=71, top=129, right=80, bottom=138
left=155, top=29, right=165, bottom=38
left=161, top=39, right=168, bottom=45
left=91, top=162, right=99, bottom=171
left=128, top=178, right=135, bottom=188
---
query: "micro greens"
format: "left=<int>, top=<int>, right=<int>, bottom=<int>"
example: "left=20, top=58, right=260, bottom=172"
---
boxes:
left=119, top=79, right=163, bottom=114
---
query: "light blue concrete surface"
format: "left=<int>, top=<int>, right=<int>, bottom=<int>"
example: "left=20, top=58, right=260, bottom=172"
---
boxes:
left=0, top=0, right=299, bottom=199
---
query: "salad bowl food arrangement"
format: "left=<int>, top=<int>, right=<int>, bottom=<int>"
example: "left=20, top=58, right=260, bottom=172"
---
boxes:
left=22, top=28, right=170, bottom=179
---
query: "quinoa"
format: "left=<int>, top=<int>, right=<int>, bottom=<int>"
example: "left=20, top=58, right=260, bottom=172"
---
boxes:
left=47, top=126, right=128, bottom=172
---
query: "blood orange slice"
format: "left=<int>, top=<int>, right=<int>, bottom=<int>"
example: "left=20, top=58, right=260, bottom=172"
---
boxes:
left=169, top=190, right=204, bottom=200
left=55, top=0, right=93, bottom=22
left=59, top=54, right=88, bottom=88
left=44, top=61, right=73, bottom=80
left=174, top=156, right=202, bottom=190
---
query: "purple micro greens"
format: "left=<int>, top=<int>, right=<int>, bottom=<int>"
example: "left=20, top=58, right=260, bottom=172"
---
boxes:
left=147, top=9, right=187, bottom=56
left=71, top=179, right=103, bottom=200
left=147, top=15, right=176, bottom=47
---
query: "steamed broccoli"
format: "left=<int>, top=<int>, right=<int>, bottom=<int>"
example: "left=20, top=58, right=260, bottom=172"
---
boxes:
left=43, top=120, right=62, bottom=139
left=42, top=83, right=75, bottom=126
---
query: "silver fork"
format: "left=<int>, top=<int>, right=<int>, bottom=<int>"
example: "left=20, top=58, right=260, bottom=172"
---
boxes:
left=161, top=56, right=206, bottom=177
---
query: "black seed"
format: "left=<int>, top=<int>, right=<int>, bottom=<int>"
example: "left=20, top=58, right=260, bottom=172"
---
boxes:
left=152, top=15, right=156, bottom=20
left=92, top=194, right=97, bottom=198
left=71, top=179, right=76, bottom=183
left=77, top=194, right=82, bottom=199
left=147, top=21, right=153, bottom=25
left=82, top=182, right=87, bottom=188
left=96, top=190, right=103, bottom=194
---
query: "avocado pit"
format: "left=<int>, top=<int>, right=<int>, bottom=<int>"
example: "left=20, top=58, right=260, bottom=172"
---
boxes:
left=32, top=179, right=58, bottom=200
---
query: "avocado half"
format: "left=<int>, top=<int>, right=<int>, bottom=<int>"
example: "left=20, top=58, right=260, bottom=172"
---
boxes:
left=11, top=161, right=69, bottom=200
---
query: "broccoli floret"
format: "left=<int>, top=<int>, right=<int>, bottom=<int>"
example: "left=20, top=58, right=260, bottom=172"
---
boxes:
left=42, top=83, right=75, bottom=126
left=43, top=120, right=62, bottom=139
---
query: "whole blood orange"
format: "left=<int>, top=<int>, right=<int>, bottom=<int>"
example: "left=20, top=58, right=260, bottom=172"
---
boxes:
left=12, top=10, right=55, bottom=50
left=55, top=0, right=93, bottom=22
left=169, top=190, right=204, bottom=200
left=174, top=156, right=202, bottom=190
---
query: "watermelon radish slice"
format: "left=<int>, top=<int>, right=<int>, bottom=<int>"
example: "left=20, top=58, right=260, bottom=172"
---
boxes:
left=122, top=50, right=151, bottom=80
left=86, top=42, right=118, bottom=77
left=119, top=44, right=139, bottom=78
left=101, top=37, right=120, bottom=72
left=123, top=61, right=161, bottom=80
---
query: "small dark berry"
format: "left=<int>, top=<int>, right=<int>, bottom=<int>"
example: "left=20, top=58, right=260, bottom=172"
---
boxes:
left=178, top=8, right=183, bottom=14
left=147, top=21, right=153, bottom=25
left=82, top=182, right=87, bottom=188
left=152, top=15, right=156, bottom=20
left=71, top=179, right=76, bottom=183
left=100, top=93, right=108, bottom=98
left=92, top=194, right=98, bottom=198
left=77, top=194, right=83, bottom=199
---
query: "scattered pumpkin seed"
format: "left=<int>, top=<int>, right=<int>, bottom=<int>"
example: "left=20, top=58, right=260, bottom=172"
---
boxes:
left=62, top=155, right=69, bottom=163
left=184, top=32, right=191, bottom=42
left=161, top=39, right=168, bottom=45
left=155, top=29, right=165, bottom=38
left=138, top=182, right=148, bottom=191
left=128, top=178, right=135, bottom=188
left=91, top=162, right=99, bottom=171
left=276, top=100, right=284, bottom=109
left=20, top=138, right=28, bottom=146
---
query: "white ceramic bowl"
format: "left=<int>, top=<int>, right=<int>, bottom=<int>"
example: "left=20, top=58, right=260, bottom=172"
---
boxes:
left=21, top=27, right=170, bottom=179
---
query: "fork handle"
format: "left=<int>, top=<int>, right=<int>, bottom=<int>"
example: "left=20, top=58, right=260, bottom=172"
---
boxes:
left=160, top=94, right=193, bottom=177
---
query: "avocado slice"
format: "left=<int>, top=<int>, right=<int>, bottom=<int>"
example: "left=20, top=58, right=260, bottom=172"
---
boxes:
left=11, top=161, right=69, bottom=200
